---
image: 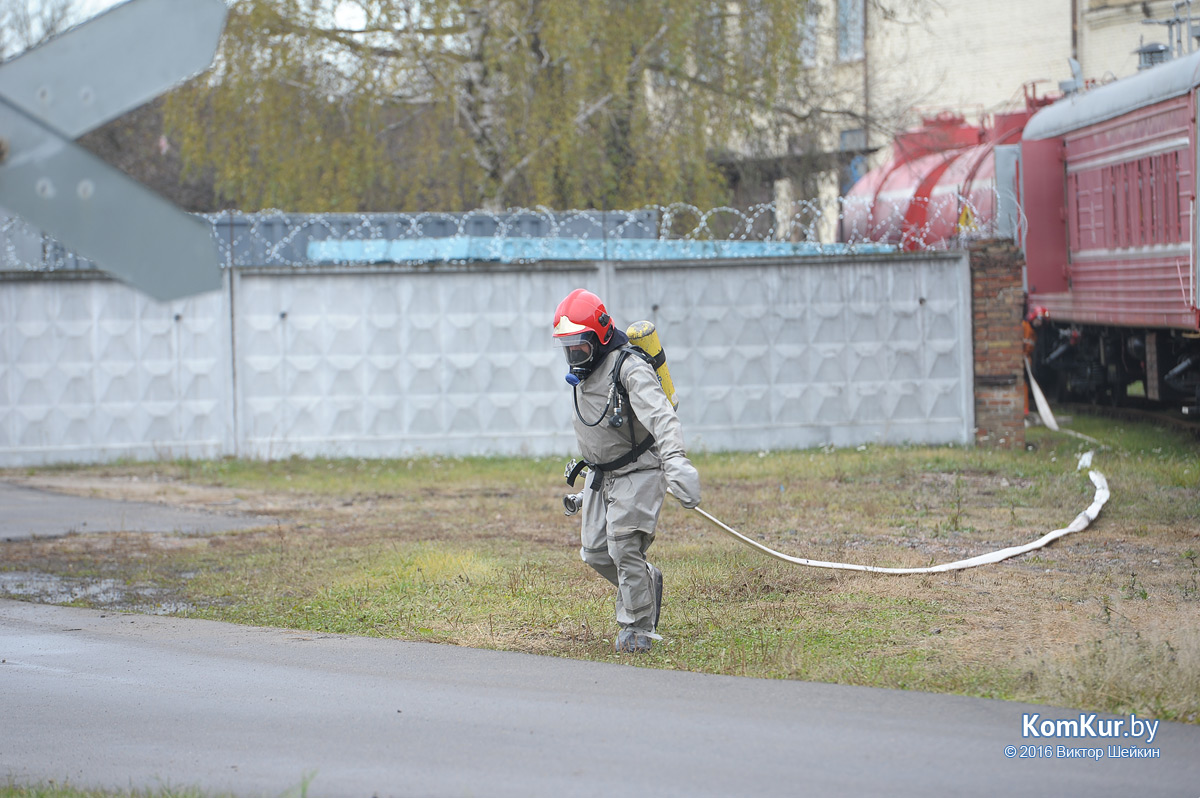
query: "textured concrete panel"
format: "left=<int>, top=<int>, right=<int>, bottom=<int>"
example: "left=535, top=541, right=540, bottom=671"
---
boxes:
left=231, top=269, right=581, bottom=458
left=0, top=277, right=231, bottom=465
left=611, top=254, right=973, bottom=452
left=2, top=254, right=969, bottom=465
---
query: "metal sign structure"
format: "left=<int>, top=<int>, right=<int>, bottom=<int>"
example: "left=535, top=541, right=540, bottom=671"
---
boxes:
left=0, top=0, right=228, bottom=302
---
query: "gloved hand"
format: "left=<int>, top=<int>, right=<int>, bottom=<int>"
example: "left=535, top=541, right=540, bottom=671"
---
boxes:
left=663, top=453, right=701, bottom=509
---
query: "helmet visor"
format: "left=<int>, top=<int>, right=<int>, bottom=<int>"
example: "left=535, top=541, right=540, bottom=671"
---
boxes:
left=557, top=332, right=595, bottom=367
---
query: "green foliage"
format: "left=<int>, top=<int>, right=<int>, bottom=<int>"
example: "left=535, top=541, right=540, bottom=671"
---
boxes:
left=168, top=453, right=557, bottom=494
left=0, top=785, right=229, bottom=798
left=163, top=0, right=825, bottom=211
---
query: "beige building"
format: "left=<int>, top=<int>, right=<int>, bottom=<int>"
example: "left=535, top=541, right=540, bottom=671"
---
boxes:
left=774, top=0, right=1197, bottom=237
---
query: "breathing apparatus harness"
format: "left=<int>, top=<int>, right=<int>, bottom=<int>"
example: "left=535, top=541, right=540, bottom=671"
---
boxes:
left=566, top=345, right=657, bottom=492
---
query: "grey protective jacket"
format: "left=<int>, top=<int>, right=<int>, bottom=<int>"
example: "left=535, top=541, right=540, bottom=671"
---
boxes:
left=571, top=347, right=700, bottom=507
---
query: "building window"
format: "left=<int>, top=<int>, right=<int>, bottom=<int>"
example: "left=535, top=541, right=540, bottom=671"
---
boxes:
left=800, top=2, right=819, bottom=67
left=742, top=0, right=772, bottom=72
left=836, top=0, right=864, bottom=62
left=839, top=128, right=868, bottom=194
left=839, top=128, right=867, bottom=152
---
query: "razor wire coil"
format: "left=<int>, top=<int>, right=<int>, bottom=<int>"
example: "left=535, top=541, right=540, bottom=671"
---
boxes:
left=0, top=193, right=1004, bottom=273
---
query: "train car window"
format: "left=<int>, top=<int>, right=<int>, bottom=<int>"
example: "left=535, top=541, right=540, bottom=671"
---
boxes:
left=1170, top=151, right=1183, bottom=242
left=1067, top=147, right=1188, bottom=256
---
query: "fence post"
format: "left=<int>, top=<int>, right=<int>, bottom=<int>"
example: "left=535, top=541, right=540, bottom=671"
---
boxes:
left=970, top=239, right=1026, bottom=448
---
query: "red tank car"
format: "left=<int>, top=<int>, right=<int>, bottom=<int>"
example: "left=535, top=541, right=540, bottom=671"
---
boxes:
left=840, top=112, right=986, bottom=248
left=841, top=97, right=1052, bottom=250
left=1022, top=51, right=1200, bottom=410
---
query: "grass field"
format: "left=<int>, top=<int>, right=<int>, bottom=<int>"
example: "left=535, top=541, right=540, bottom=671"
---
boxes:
left=0, top=787, right=229, bottom=798
left=2, top=413, right=1197, bottom=723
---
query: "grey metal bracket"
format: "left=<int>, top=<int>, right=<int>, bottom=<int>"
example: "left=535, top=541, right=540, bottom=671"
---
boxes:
left=0, top=0, right=228, bottom=302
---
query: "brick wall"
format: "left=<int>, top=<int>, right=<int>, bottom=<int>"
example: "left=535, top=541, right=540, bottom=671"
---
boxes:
left=970, top=240, right=1026, bottom=448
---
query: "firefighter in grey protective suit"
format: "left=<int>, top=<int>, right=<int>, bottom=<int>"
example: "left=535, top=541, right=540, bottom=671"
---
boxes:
left=553, top=288, right=701, bottom=654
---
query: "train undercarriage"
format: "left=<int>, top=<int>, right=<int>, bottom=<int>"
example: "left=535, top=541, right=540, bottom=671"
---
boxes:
left=1031, top=323, right=1200, bottom=414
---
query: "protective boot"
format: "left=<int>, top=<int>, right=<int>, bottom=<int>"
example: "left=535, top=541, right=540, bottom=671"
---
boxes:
left=614, top=627, right=653, bottom=654
left=648, top=563, right=663, bottom=632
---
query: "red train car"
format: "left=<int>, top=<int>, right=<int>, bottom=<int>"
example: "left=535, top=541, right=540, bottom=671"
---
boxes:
left=1021, top=51, right=1200, bottom=409
left=843, top=54, right=1200, bottom=410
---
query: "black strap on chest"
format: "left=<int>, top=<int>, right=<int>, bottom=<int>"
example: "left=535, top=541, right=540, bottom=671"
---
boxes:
left=611, top=346, right=647, bottom=399
left=567, top=347, right=656, bottom=491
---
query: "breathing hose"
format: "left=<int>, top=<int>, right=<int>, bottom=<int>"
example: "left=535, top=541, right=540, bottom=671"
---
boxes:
left=688, top=451, right=1109, bottom=575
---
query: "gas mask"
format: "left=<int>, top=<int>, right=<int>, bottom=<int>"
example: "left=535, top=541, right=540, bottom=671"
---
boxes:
left=558, top=331, right=598, bottom=385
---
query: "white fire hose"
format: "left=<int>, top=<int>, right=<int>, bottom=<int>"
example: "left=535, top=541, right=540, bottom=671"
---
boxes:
left=685, top=363, right=1110, bottom=573
left=689, top=450, right=1108, bottom=574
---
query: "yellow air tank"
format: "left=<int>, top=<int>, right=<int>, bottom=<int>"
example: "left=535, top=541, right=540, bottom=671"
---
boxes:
left=626, top=320, right=678, bottom=409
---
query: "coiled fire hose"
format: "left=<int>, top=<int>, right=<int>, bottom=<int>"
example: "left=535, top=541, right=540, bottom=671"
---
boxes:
left=688, top=451, right=1108, bottom=574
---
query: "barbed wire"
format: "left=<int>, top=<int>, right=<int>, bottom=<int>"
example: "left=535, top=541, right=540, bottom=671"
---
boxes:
left=0, top=193, right=1008, bottom=272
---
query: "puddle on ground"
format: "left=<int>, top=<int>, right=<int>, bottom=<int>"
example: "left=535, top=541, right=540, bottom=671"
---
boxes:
left=0, top=571, right=194, bottom=614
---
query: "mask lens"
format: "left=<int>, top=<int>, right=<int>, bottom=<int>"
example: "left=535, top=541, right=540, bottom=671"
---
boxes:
left=558, top=334, right=593, bottom=366
left=565, top=342, right=592, bottom=366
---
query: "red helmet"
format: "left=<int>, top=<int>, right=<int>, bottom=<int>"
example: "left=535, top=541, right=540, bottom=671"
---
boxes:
left=552, top=289, right=613, bottom=377
left=1026, top=305, right=1049, bottom=323
left=553, top=289, right=613, bottom=342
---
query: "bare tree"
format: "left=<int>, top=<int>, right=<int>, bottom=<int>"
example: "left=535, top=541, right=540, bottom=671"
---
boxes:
left=0, top=0, right=75, bottom=59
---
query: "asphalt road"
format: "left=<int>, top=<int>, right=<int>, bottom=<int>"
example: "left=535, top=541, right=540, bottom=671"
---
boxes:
left=2, top=599, right=1198, bottom=798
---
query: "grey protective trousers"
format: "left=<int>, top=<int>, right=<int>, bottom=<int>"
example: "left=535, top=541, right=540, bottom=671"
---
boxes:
left=579, top=465, right=666, bottom=632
